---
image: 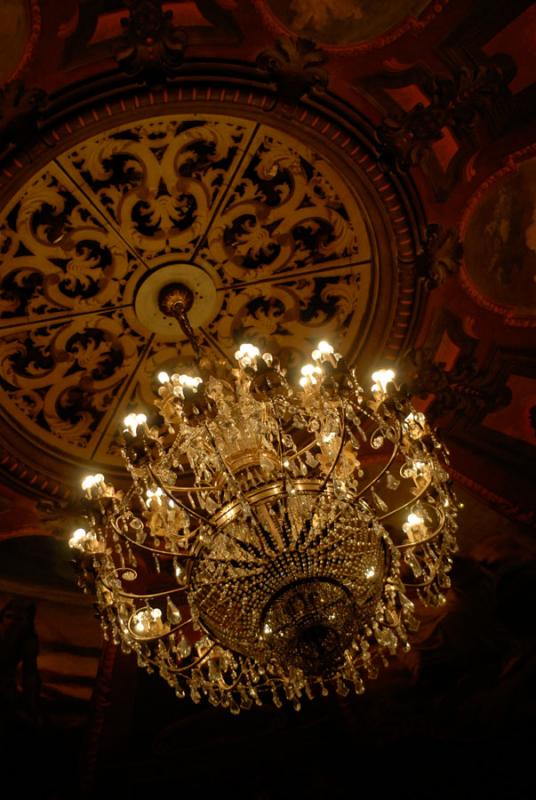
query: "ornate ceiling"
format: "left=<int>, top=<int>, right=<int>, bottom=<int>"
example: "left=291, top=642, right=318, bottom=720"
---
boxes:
left=0, top=79, right=423, bottom=489
left=0, top=1, right=534, bottom=797
left=0, top=109, right=410, bottom=478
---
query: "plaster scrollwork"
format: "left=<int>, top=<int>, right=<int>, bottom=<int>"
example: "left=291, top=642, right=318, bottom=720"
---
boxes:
left=206, top=269, right=368, bottom=365
left=58, top=117, right=257, bottom=261
left=199, top=131, right=369, bottom=285
left=0, top=315, right=145, bottom=449
left=0, top=113, right=377, bottom=469
left=0, top=166, right=134, bottom=318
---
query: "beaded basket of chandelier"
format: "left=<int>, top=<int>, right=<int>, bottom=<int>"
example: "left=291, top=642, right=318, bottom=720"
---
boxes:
left=70, top=340, right=459, bottom=713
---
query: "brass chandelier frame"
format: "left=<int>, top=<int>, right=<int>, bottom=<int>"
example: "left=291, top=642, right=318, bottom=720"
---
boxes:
left=70, top=285, right=459, bottom=712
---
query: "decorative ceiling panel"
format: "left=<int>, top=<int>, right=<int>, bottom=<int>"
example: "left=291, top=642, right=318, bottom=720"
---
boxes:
left=0, top=109, right=400, bottom=481
left=56, top=116, right=258, bottom=264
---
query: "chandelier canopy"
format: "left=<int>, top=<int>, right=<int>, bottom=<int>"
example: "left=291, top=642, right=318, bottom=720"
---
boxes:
left=70, top=283, right=458, bottom=713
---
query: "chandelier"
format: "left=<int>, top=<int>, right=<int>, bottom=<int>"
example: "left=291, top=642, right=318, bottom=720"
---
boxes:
left=70, top=282, right=458, bottom=713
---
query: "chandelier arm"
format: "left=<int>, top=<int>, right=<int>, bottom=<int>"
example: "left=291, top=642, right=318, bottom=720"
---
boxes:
left=99, top=578, right=188, bottom=602
left=161, top=484, right=218, bottom=493
left=216, top=670, right=245, bottom=693
left=127, top=617, right=193, bottom=642
left=353, top=434, right=401, bottom=501
left=402, top=566, right=447, bottom=589
left=404, top=549, right=448, bottom=588
left=286, top=435, right=319, bottom=464
left=164, top=642, right=217, bottom=674
left=109, top=528, right=188, bottom=557
left=396, top=507, right=448, bottom=550
left=148, top=465, right=216, bottom=527
left=111, top=509, right=200, bottom=554
left=376, top=477, right=433, bottom=521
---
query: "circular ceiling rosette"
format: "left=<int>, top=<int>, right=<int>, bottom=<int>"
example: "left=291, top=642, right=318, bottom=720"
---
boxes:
left=0, top=92, right=420, bottom=492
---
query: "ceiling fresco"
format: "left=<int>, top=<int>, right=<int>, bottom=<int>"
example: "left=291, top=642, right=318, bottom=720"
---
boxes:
left=462, top=156, right=536, bottom=320
left=0, top=0, right=34, bottom=83
left=258, top=0, right=432, bottom=47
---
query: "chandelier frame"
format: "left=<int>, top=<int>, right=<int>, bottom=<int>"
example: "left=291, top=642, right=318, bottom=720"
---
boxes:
left=71, top=289, right=459, bottom=712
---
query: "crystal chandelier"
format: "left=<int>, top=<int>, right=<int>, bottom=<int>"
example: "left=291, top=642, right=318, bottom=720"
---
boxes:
left=70, top=283, right=458, bottom=713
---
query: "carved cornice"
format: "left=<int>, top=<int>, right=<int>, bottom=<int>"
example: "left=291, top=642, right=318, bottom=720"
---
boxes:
left=378, top=56, right=516, bottom=167
left=448, top=466, right=535, bottom=528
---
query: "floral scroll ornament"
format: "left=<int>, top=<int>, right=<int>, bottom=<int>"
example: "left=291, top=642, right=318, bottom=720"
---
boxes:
left=256, top=37, right=328, bottom=108
left=116, top=0, right=186, bottom=79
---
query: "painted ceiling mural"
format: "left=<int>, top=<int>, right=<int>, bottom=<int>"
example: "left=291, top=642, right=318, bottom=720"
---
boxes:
left=0, top=0, right=35, bottom=83
left=260, top=0, right=432, bottom=46
left=463, top=156, right=536, bottom=319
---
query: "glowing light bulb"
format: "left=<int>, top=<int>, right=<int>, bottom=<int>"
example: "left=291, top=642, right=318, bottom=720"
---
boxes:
left=234, top=343, right=260, bottom=366
left=365, top=567, right=375, bottom=579
left=312, top=341, right=334, bottom=361
left=81, top=474, right=104, bottom=491
left=123, top=413, right=147, bottom=435
left=318, top=341, right=334, bottom=354
left=146, top=487, right=164, bottom=507
left=158, top=371, right=170, bottom=384
left=68, top=528, right=87, bottom=548
left=371, top=369, right=395, bottom=393
left=133, top=617, right=145, bottom=635
left=407, top=512, right=424, bottom=527
left=300, top=363, right=321, bottom=386
left=177, top=374, right=202, bottom=391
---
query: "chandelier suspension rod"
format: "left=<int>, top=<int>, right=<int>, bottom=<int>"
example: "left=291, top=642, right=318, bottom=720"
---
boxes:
left=158, top=283, right=203, bottom=361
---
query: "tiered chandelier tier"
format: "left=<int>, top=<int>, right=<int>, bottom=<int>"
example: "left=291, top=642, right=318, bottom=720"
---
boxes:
left=70, top=283, right=458, bottom=713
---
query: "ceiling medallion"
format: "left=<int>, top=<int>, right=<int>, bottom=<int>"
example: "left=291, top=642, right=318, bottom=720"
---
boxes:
left=134, top=262, right=219, bottom=336
left=70, top=282, right=459, bottom=712
left=0, top=112, right=390, bottom=472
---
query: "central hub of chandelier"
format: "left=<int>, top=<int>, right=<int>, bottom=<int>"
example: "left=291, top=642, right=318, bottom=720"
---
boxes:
left=70, top=283, right=458, bottom=712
